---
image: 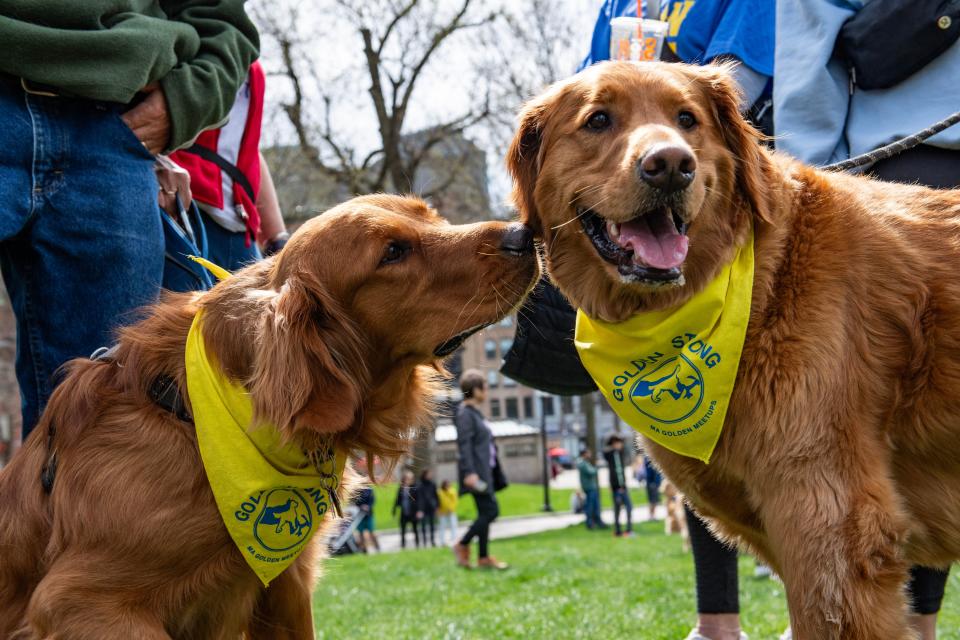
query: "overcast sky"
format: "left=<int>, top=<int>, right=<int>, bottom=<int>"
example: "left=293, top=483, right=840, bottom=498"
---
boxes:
left=254, top=0, right=599, bottom=213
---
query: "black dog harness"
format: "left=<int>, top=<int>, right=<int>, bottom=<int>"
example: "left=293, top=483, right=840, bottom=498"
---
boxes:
left=40, top=346, right=192, bottom=494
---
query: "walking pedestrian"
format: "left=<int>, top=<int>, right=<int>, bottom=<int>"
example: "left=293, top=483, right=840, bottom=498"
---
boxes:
left=392, top=470, right=420, bottom=549
left=417, top=469, right=439, bottom=547
left=603, top=434, right=634, bottom=536
left=452, top=369, right=508, bottom=570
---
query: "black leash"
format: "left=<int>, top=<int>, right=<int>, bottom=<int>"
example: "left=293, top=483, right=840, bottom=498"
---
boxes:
left=823, top=110, right=960, bottom=172
left=40, top=347, right=192, bottom=494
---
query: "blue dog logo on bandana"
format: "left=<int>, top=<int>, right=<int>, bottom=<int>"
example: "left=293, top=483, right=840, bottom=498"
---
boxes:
left=253, top=488, right=314, bottom=552
left=629, top=354, right=704, bottom=424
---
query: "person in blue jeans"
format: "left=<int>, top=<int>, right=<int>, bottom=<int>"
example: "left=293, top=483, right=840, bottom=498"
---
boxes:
left=577, top=448, right=605, bottom=529
left=0, top=3, right=258, bottom=440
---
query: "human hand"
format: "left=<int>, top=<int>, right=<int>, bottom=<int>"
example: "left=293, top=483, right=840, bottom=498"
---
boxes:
left=416, top=511, right=424, bottom=519
left=463, top=473, right=479, bottom=489
left=154, top=155, right=192, bottom=216
left=263, top=231, right=290, bottom=257
left=122, top=83, right=171, bottom=155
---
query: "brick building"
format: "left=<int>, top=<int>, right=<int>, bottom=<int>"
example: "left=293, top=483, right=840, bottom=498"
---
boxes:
left=0, top=284, right=21, bottom=466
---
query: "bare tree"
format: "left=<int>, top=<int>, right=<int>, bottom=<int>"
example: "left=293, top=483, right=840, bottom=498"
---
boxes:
left=254, top=0, right=498, bottom=200
left=477, top=0, right=588, bottom=132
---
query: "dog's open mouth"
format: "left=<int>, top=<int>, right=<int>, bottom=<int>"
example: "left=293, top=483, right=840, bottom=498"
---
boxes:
left=433, top=323, right=488, bottom=357
left=579, top=206, right=688, bottom=283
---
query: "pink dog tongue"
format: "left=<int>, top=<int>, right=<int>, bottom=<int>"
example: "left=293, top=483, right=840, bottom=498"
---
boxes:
left=619, top=210, right=689, bottom=270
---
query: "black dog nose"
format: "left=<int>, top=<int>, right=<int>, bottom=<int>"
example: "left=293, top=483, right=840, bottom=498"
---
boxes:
left=638, top=144, right=697, bottom=193
left=499, top=223, right=535, bottom=255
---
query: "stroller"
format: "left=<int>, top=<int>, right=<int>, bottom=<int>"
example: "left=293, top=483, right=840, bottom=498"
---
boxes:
left=328, top=504, right=366, bottom=556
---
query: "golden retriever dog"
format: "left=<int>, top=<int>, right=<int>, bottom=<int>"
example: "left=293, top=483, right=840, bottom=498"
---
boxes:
left=0, top=194, right=538, bottom=639
left=508, top=60, right=960, bottom=639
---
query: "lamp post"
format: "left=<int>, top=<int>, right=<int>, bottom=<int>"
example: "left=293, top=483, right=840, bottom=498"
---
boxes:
left=540, top=395, right=553, bottom=512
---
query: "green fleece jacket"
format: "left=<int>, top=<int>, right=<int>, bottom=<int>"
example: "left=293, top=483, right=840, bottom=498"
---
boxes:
left=0, top=1, right=259, bottom=151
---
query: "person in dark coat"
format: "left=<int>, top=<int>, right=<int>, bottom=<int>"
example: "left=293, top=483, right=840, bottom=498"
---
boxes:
left=353, top=485, right=379, bottom=552
left=417, top=469, right=439, bottom=547
left=452, top=369, right=508, bottom=570
left=392, top=469, right=420, bottom=549
left=603, top=434, right=634, bottom=537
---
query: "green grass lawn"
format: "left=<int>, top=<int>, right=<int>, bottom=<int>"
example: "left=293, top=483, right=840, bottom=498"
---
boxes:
left=313, top=521, right=960, bottom=640
left=371, top=482, right=649, bottom=531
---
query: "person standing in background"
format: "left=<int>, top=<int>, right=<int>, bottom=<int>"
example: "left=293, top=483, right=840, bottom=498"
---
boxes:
left=353, top=485, right=379, bottom=553
left=392, top=469, right=420, bottom=550
left=603, top=434, right=634, bottom=537
left=577, top=448, right=605, bottom=530
left=417, top=468, right=439, bottom=548
left=437, top=479, right=459, bottom=546
left=0, top=1, right=259, bottom=440
left=452, top=369, right=508, bottom=570
left=642, top=454, right=663, bottom=521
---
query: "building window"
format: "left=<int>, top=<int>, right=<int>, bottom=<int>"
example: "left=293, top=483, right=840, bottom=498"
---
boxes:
left=487, top=370, right=499, bottom=388
left=484, top=339, right=496, bottom=360
left=542, top=396, right=555, bottom=416
left=561, top=396, right=574, bottom=414
left=503, top=441, right=537, bottom=457
left=490, top=399, right=501, bottom=418
left=505, top=397, right=519, bottom=419
left=499, top=338, right=513, bottom=356
left=435, top=448, right=458, bottom=463
left=523, top=396, right=533, bottom=418
left=503, top=374, right=517, bottom=387
left=499, top=316, right=513, bottom=328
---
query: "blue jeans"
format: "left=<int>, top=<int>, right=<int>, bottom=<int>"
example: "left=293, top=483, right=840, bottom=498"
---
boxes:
left=613, top=487, right=633, bottom=534
left=200, top=209, right=261, bottom=273
left=583, top=488, right=602, bottom=528
left=0, top=79, right=163, bottom=438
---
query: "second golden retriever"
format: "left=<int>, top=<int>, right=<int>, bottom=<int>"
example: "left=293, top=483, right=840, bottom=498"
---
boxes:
left=508, top=61, right=960, bottom=639
left=0, top=194, right=538, bottom=638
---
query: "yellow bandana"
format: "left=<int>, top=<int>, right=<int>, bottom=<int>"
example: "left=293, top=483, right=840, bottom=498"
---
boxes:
left=185, top=310, right=345, bottom=586
left=575, top=230, right=754, bottom=463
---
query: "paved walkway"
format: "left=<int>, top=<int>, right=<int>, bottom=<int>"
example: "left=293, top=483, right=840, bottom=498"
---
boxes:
left=368, top=504, right=667, bottom=554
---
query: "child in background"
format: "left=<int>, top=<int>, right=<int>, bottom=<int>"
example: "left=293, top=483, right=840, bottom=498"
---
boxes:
left=437, top=479, right=459, bottom=546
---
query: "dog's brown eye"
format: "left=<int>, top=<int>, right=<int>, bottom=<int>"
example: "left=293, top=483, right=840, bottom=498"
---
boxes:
left=380, top=241, right=410, bottom=265
left=584, top=111, right=611, bottom=131
left=678, top=110, right=697, bottom=129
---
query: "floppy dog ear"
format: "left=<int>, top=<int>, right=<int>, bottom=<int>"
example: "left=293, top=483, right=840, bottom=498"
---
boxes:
left=507, top=100, right=549, bottom=235
left=700, top=63, right=773, bottom=225
left=249, top=272, right=369, bottom=437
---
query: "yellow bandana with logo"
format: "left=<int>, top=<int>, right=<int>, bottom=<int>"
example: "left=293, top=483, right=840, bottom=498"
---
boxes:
left=186, top=310, right=345, bottom=586
left=575, top=231, right=754, bottom=463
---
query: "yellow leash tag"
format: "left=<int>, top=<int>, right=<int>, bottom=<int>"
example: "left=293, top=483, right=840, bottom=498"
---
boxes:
left=575, top=230, right=754, bottom=463
left=185, top=310, right=345, bottom=586
left=188, top=255, right=232, bottom=282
